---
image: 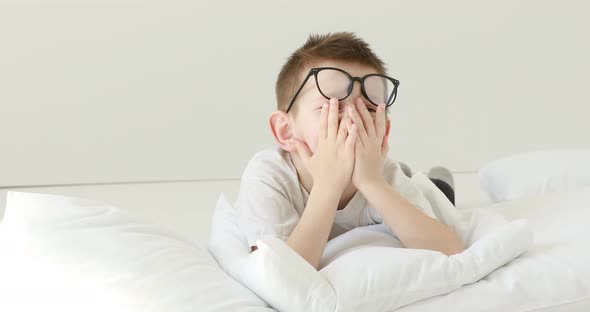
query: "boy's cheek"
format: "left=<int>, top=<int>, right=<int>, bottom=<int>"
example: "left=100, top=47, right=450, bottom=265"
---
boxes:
left=309, top=137, right=319, bottom=153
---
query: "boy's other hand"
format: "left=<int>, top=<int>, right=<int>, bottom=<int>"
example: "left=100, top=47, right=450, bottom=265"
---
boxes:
left=291, top=98, right=358, bottom=195
left=347, top=97, right=389, bottom=189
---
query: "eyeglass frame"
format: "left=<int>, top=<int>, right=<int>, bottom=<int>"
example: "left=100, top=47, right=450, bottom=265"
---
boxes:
left=285, top=66, right=400, bottom=113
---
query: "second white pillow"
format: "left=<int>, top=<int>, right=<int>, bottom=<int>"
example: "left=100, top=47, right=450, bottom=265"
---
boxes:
left=479, top=149, right=590, bottom=202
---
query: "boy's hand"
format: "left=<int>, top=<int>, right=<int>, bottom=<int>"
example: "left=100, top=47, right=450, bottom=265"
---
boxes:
left=347, top=97, right=389, bottom=189
left=291, top=98, right=358, bottom=195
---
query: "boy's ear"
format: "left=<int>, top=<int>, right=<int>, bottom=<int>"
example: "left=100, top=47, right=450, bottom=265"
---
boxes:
left=269, top=111, right=296, bottom=153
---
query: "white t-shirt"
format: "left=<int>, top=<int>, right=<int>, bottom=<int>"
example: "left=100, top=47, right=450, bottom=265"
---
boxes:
left=235, top=145, right=436, bottom=248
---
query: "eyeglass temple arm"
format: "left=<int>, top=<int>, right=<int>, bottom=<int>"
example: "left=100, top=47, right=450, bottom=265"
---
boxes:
left=387, top=81, right=400, bottom=105
left=285, top=71, right=314, bottom=113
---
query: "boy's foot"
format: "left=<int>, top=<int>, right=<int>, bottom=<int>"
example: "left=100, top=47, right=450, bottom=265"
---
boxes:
left=427, top=166, right=455, bottom=191
left=398, top=161, right=412, bottom=178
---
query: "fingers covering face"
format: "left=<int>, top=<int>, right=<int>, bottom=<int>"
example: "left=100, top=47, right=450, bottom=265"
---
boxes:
left=347, top=98, right=387, bottom=146
left=319, top=102, right=328, bottom=139
left=374, top=102, right=386, bottom=140
left=347, top=101, right=368, bottom=147
left=318, top=98, right=381, bottom=148
left=336, top=114, right=348, bottom=144
left=327, top=98, right=339, bottom=139
left=355, top=98, right=376, bottom=138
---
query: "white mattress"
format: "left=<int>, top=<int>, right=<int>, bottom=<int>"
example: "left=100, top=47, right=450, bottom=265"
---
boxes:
left=2, top=174, right=589, bottom=311
left=0, top=172, right=492, bottom=244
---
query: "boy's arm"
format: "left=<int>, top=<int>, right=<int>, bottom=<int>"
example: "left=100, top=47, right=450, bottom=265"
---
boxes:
left=347, top=99, right=464, bottom=256
left=360, top=178, right=465, bottom=256
left=249, top=184, right=340, bottom=269
left=281, top=98, right=357, bottom=270
left=285, top=183, right=340, bottom=270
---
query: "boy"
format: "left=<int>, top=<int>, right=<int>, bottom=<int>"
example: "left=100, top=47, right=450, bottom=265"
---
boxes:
left=236, top=32, right=465, bottom=270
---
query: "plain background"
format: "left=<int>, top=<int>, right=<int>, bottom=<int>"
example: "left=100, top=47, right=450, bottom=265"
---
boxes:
left=1, top=0, right=589, bottom=188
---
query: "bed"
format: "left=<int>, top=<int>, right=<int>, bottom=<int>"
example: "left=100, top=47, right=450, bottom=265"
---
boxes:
left=1, top=171, right=589, bottom=311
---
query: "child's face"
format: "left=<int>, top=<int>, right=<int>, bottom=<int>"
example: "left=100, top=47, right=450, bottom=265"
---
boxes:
left=289, top=59, right=381, bottom=153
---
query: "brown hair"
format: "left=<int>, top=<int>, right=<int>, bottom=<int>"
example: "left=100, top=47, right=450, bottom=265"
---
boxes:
left=275, top=32, right=387, bottom=113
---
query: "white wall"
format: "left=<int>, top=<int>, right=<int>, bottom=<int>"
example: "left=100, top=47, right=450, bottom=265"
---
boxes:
left=1, top=0, right=589, bottom=187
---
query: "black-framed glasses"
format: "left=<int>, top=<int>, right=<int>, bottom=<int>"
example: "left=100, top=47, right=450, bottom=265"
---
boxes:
left=285, top=67, right=400, bottom=113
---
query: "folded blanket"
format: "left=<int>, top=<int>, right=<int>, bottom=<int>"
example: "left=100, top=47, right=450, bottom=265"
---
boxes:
left=208, top=172, right=533, bottom=312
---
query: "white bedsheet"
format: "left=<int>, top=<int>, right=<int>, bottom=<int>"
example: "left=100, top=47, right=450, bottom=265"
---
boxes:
left=397, top=185, right=590, bottom=311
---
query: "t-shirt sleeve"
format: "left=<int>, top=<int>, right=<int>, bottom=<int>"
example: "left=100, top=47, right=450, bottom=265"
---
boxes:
left=235, top=178, right=300, bottom=248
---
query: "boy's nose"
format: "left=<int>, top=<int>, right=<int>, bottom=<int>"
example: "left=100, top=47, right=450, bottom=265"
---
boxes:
left=338, top=81, right=362, bottom=119
left=338, top=102, right=354, bottom=121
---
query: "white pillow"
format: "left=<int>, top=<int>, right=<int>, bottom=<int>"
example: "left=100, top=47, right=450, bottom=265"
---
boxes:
left=207, top=193, right=336, bottom=311
left=208, top=173, right=534, bottom=312
left=479, top=149, right=590, bottom=202
left=0, top=191, right=273, bottom=312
